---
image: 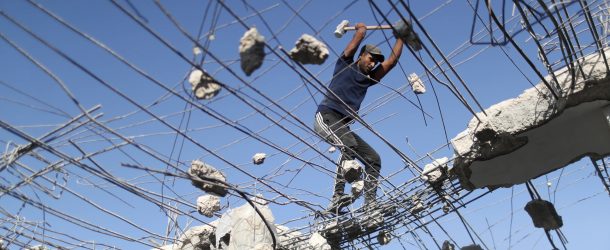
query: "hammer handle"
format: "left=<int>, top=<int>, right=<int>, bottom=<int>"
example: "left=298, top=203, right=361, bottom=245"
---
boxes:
left=343, top=25, right=392, bottom=31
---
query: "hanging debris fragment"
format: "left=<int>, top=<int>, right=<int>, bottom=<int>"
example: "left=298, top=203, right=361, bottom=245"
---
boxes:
left=188, top=69, right=222, bottom=100
left=252, top=153, right=267, bottom=165
left=173, top=223, right=217, bottom=250
left=408, top=73, right=426, bottom=94
left=409, top=194, right=425, bottom=215
left=524, top=199, right=563, bottom=230
left=197, top=194, right=221, bottom=218
left=193, top=46, right=202, bottom=55
left=377, top=230, right=391, bottom=245
left=441, top=240, right=455, bottom=250
left=216, top=198, right=277, bottom=250
left=289, top=34, right=329, bottom=65
left=189, top=160, right=228, bottom=197
left=239, top=27, right=266, bottom=76
left=341, top=159, right=363, bottom=183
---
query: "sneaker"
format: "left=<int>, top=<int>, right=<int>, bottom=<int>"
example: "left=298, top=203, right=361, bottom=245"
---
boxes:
left=327, top=193, right=353, bottom=214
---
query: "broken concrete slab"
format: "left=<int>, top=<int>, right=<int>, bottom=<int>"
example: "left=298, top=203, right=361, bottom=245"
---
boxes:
left=239, top=27, right=265, bottom=76
left=289, top=34, right=329, bottom=65
left=252, top=153, right=267, bottom=165
left=189, top=160, right=228, bottom=197
left=188, top=69, right=222, bottom=100
left=197, top=194, right=221, bottom=218
left=451, top=50, right=610, bottom=190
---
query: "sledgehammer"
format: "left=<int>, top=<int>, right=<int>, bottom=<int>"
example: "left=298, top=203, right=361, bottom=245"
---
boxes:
left=334, top=19, right=423, bottom=51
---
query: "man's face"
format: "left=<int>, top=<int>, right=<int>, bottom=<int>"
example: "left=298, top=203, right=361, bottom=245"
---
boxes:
left=358, top=52, right=380, bottom=75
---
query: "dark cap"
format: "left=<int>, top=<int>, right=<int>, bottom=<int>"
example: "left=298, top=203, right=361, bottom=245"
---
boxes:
left=362, top=44, right=385, bottom=62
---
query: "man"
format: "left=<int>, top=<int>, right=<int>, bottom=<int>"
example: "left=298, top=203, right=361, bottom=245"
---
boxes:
left=314, top=22, right=405, bottom=213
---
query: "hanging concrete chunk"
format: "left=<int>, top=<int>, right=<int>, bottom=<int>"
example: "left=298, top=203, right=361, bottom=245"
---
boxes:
left=188, top=69, right=222, bottom=100
left=308, top=233, right=331, bottom=250
left=351, top=179, right=364, bottom=198
left=524, top=199, right=563, bottom=230
left=408, top=73, right=426, bottom=94
left=239, top=27, right=266, bottom=76
left=289, top=34, right=329, bottom=65
left=341, top=159, right=362, bottom=183
left=409, top=194, right=425, bottom=215
left=377, top=230, right=391, bottom=245
left=252, top=153, right=267, bottom=165
left=197, top=194, right=221, bottom=218
left=189, top=160, right=228, bottom=197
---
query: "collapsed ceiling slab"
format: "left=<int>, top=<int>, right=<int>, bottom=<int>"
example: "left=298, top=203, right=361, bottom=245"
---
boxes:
left=451, top=51, right=610, bottom=190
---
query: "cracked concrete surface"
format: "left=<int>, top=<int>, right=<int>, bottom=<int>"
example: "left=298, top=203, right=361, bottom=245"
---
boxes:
left=451, top=51, right=610, bottom=190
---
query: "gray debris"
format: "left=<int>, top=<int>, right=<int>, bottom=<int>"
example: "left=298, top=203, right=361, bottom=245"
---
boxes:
left=524, top=199, right=563, bottom=230
left=189, top=160, right=228, bottom=197
left=308, top=233, right=331, bottom=250
left=377, top=230, right=391, bottom=245
left=351, top=179, right=364, bottom=198
left=408, top=73, right=426, bottom=94
left=289, top=34, right=329, bottom=65
left=188, top=69, right=222, bottom=100
left=276, top=225, right=304, bottom=249
left=197, top=194, right=221, bottom=218
left=422, top=157, right=448, bottom=184
left=252, top=153, right=267, bottom=165
left=341, top=159, right=362, bottom=183
left=441, top=240, right=455, bottom=250
left=216, top=201, right=277, bottom=250
left=176, top=223, right=217, bottom=250
left=409, top=194, right=425, bottom=215
left=461, top=244, right=483, bottom=250
left=239, top=27, right=266, bottom=76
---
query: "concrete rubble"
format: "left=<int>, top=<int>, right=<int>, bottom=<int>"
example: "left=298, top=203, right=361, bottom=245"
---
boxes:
left=197, top=194, right=221, bottom=218
left=377, top=230, right=391, bottom=245
left=408, top=73, right=426, bottom=94
left=421, top=157, right=448, bottom=185
left=441, top=240, right=455, bottom=250
left=239, top=27, right=266, bottom=76
left=215, top=200, right=277, bottom=250
left=341, top=159, right=362, bottom=183
left=252, top=153, right=267, bottom=165
left=524, top=199, right=563, bottom=230
left=189, top=160, right=228, bottom=197
left=451, top=50, right=610, bottom=190
left=188, top=69, right=222, bottom=100
left=308, top=232, right=331, bottom=250
left=289, top=34, right=329, bottom=65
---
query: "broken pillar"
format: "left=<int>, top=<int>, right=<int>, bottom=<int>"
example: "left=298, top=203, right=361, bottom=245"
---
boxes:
left=252, top=153, right=267, bottom=165
left=189, top=160, right=228, bottom=197
left=408, top=73, right=426, bottom=94
left=197, top=194, right=221, bottom=218
left=451, top=49, right=610, bottom=190
left=239, top=27, right=265, bottom=76
left=289, top=34, right=329, bottom=65
left=341, top=159, right=362, bottom=183
left=524, top=199, right=563, bottom=230
left=188, top=69, right=222, bottom=100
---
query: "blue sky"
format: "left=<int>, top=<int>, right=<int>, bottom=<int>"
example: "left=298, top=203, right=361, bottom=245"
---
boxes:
left=1, top=0, right=609, bottom=249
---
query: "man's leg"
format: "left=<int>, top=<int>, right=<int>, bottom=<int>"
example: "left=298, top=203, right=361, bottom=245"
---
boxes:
left=350, top=133, right=381, bottom=208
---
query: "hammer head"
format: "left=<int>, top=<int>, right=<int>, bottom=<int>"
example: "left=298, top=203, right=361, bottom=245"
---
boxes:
left=334, top=20, right=349, bottom=38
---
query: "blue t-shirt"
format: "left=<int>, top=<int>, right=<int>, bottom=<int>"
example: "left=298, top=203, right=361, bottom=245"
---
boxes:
left=317, top=56, right=378, bottom=117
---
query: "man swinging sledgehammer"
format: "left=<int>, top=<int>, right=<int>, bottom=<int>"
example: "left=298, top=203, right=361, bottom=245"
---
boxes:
left=314, top=19, right=421, bottom=214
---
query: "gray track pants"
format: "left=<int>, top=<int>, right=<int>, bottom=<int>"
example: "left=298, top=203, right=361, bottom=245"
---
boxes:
left=314, top=109, right=381, bottom=202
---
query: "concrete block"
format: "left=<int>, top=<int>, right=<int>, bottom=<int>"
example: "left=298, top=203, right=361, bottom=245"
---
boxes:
left=524, top=199, right=563, bottom=230
left=188, top=69, right=222, bottom=100
left=252, top=153, right=267, bottom=165
left=239, top=27, right=265, bottom=76
left=197, top=194, right=221, bottom=218
left=422, top=157, right=448, bottom=184
left=289, top=34, right=329, bottom=65
left=189, top=160, right=228, bottom=197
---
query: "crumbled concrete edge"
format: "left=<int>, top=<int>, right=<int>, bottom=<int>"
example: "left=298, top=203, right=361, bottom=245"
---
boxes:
left=451, top=50, right=610, bottom=190
left=239, top=27, right=266, bottom=76
left=289, top=34, right=329, bottom=65
left=189, top=160, right=228, bottom=197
